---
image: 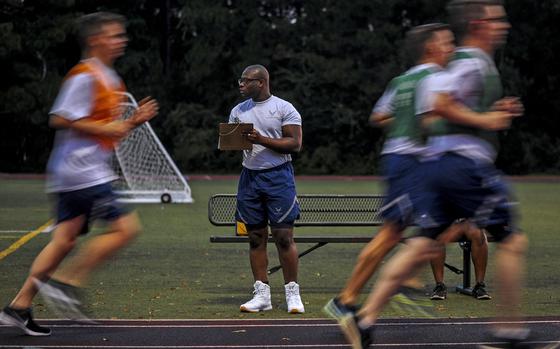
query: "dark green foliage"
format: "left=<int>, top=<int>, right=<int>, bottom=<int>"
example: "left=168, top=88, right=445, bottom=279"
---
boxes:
left=1, top=0, right=559, bottom=174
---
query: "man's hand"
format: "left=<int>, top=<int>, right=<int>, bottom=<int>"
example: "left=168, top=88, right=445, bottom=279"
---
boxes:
left=492, top=97, right=524, bottom=117
left=242, top=125, right=301, bottom=153
left=243, top=128, right=262, bottom=144
left=479, top=110, right=514, bottom=131
left=130, top=97, right=159, bottom=126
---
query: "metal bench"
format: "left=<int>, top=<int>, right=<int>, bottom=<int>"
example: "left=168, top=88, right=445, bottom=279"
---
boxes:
left=209, top=193, right=479, bottom=294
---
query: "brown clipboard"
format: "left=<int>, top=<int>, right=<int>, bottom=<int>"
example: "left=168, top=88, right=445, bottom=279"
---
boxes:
left=218, top=123, right=254, bottom=150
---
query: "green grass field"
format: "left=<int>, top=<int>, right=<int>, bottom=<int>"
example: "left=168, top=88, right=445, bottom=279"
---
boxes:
left=1, top=178, right=560, bottom=320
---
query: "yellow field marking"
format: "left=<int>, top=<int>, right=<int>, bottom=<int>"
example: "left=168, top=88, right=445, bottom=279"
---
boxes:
left=0, top=236, right=21, bottom=239
left=0, top=220, right=54, bottom=261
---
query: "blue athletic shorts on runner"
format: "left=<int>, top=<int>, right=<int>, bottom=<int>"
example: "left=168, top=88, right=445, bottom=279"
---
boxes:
left=55, top=182, right=131, bottom=235
left=416, top=153, right=519, bottom=242
left=379, top=154, right=424, bottom=229
left=236, top=162, right=300, bottom=228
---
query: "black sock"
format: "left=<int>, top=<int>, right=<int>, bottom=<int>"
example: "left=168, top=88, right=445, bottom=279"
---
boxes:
left=8, top=306, right=31, bottom=319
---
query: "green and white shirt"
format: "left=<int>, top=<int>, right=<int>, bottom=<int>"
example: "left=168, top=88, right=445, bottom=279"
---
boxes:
left=373, top=63, right=443, bottom=157
left=427, top=47, right=503, bottom=163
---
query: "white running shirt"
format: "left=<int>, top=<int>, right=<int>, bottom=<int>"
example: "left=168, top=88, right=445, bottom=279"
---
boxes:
left=426, top=47, right=499, bottom=163
left=46, top=58, right=122, bottom=193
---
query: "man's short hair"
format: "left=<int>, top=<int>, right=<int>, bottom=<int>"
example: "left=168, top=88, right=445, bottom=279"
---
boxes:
left=446, top=0, right=504, bottom=41
left=75, top=12, right=125, bottom=50
left=244, top=64, right=269, bottom=81
left=404, top=23, right=450, bottom=65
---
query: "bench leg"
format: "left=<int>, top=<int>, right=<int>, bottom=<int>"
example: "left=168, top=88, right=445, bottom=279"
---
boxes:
left=455, top=241, right=474, bottom=296
left=268, top=242, right=328, bottom=275
left=443, top=262, right=463, bottom=275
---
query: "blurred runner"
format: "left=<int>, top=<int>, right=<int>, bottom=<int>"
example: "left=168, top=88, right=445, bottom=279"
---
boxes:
left=0, top=12, right=158, bottom=336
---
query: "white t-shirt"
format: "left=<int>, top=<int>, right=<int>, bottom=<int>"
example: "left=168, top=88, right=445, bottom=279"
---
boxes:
left=228, top=95, right=302, bottom=170
left=46, top=58, right=122, bottom=193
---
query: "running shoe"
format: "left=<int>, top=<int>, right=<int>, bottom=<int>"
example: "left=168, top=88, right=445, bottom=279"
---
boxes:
left=0, top=306, right=51, bottom=336
left=430, top=282, right=447, bottom=300
left=323, top=297, right=358, bottom=322
left=339, top=314, right=374, bottom=349
left=390, top=286, right=434, bottom=318
left=34, top=278, right=92, bottom=322
left=472, top=282, right=492, bottom=300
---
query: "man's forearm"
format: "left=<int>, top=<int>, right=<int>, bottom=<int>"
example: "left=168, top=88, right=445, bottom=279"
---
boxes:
left=49, top=115, right=72, bottom=129
left=369, top=112, right=393, bottom=128
left=50, top=115, right=131, bottom=138
left=258, top=137, right=302, bottom=154
left=433, top=94, right=487, bottom=128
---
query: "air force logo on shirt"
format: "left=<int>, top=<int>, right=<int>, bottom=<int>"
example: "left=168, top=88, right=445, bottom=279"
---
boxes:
left=266, top=106, right=281, bottom=119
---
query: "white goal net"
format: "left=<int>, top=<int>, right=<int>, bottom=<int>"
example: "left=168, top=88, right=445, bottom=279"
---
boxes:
left=110, top=92, right=193, bottom=204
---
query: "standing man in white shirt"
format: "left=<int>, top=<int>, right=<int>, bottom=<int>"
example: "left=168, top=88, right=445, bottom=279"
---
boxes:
left=0, top=12, right=158, bottom=336
left=229, top=64, right=304, bottom=314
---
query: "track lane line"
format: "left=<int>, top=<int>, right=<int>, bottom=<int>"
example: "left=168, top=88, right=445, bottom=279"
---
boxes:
left=0, top=219, right=53, bottom=261
left=0, top=342, right=559, bottom=348
left=2, top=318, right=558, bottom=328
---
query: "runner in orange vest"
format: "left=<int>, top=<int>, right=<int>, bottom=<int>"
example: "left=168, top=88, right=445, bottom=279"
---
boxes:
left=0, top=12, right=158, bottom=336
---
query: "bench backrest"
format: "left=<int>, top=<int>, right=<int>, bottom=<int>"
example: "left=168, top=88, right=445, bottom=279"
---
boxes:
left=208, top=194, right=385, bottom=226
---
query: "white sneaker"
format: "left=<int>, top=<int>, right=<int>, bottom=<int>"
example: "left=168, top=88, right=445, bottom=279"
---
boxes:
left=33, top=278, right=93, bottom=323
left=285, top=281, right=305, bottom=314
left=240, top=281, right=272, bottom=313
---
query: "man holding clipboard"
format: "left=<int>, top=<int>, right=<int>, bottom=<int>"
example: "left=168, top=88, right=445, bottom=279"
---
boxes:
left=225, top=64, right=304, bottom=314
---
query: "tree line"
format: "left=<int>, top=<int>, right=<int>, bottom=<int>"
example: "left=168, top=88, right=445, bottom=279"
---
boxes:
left=1, top=0, right=559, bottom=174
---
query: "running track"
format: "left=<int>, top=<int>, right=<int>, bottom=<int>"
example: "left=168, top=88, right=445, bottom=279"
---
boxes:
left=1, top=317, right=559, bottom=348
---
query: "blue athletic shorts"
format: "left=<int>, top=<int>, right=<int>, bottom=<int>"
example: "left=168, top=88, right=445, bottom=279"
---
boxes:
left=235, top=162, right=300, bottom=228
left=55, top=182, right=131, bottom=235
left=416, top=153, right=518, bottom=241
left=379, top=154, right=424, bottom=229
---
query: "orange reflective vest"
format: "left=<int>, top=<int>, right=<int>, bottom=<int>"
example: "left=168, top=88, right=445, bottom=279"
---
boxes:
left=64, top=60, right=127, bottom=149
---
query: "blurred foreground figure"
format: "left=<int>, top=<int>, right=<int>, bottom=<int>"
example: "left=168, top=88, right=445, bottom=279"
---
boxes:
left=325, top=22, right=460, bottom=324
left=0, top=12, right=158, bottom=336
left=340, top=1, right=528, bottom=348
